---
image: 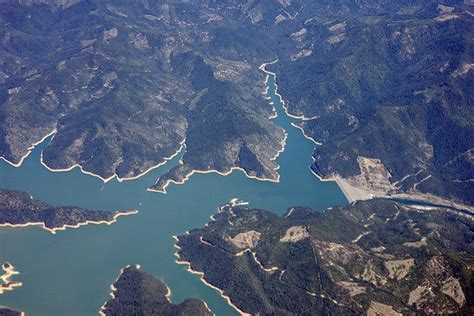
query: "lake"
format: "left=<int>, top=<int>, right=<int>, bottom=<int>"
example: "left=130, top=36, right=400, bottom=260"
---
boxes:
left=0, top=72, right=347, bottom=315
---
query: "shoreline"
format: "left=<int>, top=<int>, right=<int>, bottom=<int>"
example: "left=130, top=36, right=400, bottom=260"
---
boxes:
left=0, top=263, right=22, bottom=294
left=148, top=63, right=292, bottom=195
left=202, top=301, right=216, bottom=316
left=40, top=138, right=187, bottom=184
left=0, top=129, right=57, bottom=168
left=147, top=166, right=280, bottom=194
left=261, top=60, right=357, bottom=205
left=271, top=131, right=288, bottom=161
left=173, top=237, right=251, bottom=316
left=259, top=61, right=319, bottom=121
left=165, top=284, right=172, bottom=302
left=0, top=210, right=138, bottom=234
left=147, top=129, right=288, bottom=194
left=290, top=123, right=322, bottom=145
left=99, top=264, right=141, bottom=316
left=260, top=59, right=474, bottom=212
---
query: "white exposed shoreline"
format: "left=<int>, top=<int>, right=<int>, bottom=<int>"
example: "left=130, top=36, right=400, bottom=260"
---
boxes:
left=148, top=132, right=287, bottom=194
left=0, top=127, right=187, bottom=184
left=165, top=284, right=172, bottom=302
left=39, top=137, right=187, bottom=184
left=259, top=61, right=319, bottom=121
left=0, top=210, right=138, bottom=234
left=148, top=165, right=279, bottom=194
left=1, top=62, right=289, bottom=194
left=260, top=60, right=359, bottom=204
left=0, top=129, right=57, bottom=168
left=290, top=123, right=322, bottom=145
left=173, top=236, right=251, bottom=316
left=99, top=264, right=141, bottom=316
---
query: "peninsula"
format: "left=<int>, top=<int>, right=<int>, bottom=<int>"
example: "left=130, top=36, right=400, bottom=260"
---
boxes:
left=0, top=189, right=137, bottom=234
left=100, top=265, right=213, bottom=316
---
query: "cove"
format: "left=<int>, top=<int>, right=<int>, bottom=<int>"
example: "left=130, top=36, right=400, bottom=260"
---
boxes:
left=0, top=72, right=347, bottom=315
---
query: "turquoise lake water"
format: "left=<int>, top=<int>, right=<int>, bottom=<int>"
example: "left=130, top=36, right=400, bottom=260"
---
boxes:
left=0, top=73, right=347, bottom=315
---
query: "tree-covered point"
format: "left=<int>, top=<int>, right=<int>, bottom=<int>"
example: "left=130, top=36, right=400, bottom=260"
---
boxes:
left=0, top=189, right=135, bottom=232
left=101, top=265, right=213, bottom=316
left=176, top=199, right=473, bottom=315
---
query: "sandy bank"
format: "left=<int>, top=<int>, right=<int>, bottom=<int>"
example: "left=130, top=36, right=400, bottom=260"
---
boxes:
left=0, top=129, right=57, bottom=168
left=0, top=263, right=22, bottom=294
left=148, top=164, right=281, bottom=194
left=40, top=138, right=186, bottom=184
left=0, top=210, right=138, bottom=234
left=149, top=69, right=289, bottom=195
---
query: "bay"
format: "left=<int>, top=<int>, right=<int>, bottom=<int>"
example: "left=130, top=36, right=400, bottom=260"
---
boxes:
left=0, top=73, right=347, bottom=315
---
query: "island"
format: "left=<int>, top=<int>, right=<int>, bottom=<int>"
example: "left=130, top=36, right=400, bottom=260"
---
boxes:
left=100, top=265, right=213, bottom=316
left=0, top=189, right=137, bottom=234
left=175, top=199, right=473, bottom=315
left=1, top=262, right=22, bottom=295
